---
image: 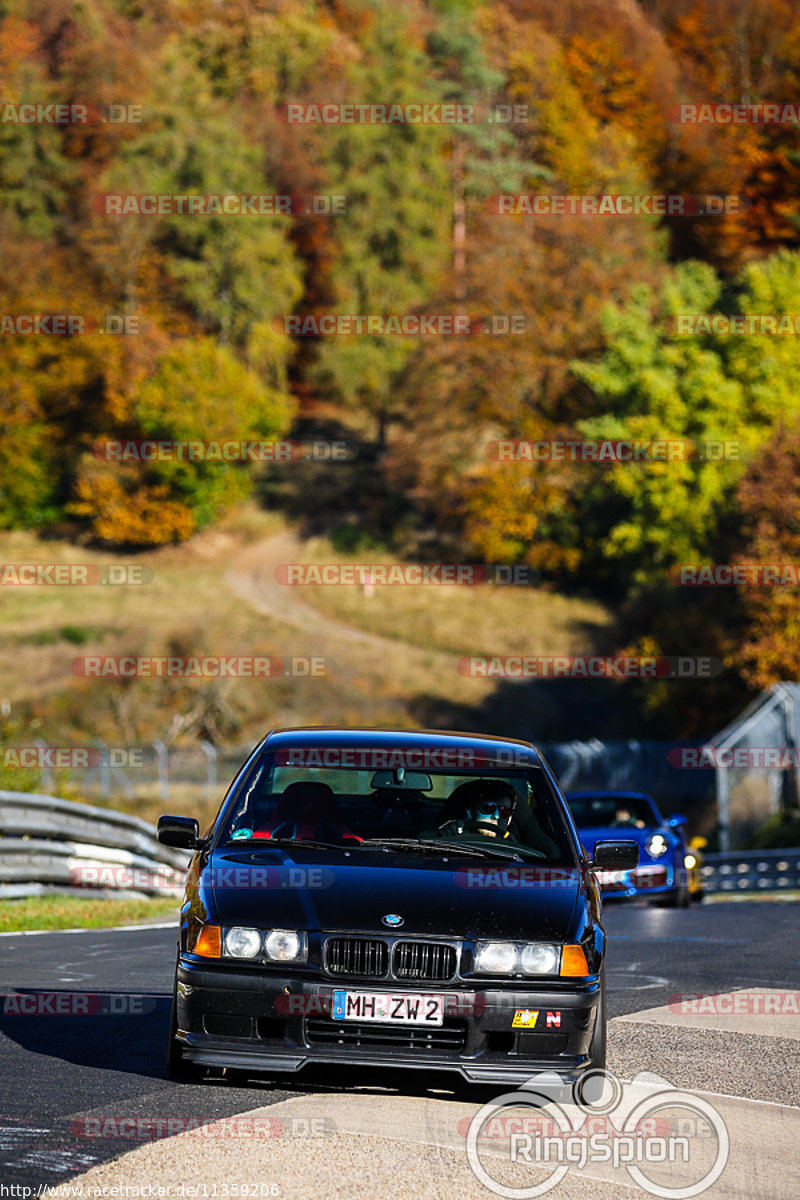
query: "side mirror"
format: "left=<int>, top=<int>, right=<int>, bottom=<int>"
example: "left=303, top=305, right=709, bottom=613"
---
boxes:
left=157, top=814, right=201, bottom=850
left=667, top=814, right=687, bottom=828
left=592, top=840, right=639, bottom=871
left=689, top=835, right=708, bottom=850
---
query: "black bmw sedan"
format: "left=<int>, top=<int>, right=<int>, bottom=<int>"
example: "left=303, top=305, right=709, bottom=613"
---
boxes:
left=157, top=727, right=636, bottom=1087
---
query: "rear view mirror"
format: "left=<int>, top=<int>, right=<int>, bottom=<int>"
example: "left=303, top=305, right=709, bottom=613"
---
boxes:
left=370, top=768, right=432, bottom=790
left=592, top=840, right=639, bottom=870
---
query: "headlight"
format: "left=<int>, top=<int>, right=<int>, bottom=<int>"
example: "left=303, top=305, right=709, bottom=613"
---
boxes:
left=647, top=834, right=669, bottom=857
left=519, top=943, right=560, bottom=975
left=224, top=927, right=261, bottom=959
left=264, top=929, right=306, bottom=963
left=474, top=942, right=518, bottom=974
left=474, top=941, right=561, bottom=976
left=684, top=853, right=697, bottom=869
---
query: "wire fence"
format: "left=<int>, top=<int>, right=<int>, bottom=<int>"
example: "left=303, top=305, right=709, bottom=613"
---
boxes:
left=10, top=736, right=717, bottom=827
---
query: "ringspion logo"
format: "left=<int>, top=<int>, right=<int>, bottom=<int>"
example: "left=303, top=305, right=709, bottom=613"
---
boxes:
left=466, top=1070, right=729, bottom=1199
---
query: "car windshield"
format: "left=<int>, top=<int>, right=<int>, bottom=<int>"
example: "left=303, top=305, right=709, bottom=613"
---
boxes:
left=567, top=794, right=660, bottom=829
left=215, top=753, right=576, bottom=865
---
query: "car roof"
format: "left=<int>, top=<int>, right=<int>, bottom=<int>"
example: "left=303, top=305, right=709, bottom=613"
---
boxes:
left=260, top=725, right=543, bottom=764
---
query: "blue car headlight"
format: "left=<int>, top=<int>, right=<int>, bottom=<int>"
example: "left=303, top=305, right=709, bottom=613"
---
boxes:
left=646, top=833, right=669, bottom=858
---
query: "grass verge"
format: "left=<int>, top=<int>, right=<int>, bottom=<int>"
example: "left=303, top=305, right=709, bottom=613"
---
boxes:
left=0, top=893, right=179, bottom=933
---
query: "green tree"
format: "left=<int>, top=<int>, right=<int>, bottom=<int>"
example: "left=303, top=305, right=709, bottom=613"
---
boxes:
left=309, top=0, right=453, bottom=443
left=70, top=339, right=294, bottom=543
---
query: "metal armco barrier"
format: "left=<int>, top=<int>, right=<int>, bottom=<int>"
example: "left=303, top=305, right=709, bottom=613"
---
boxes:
left=701, top=847, right=800, bottom=893
left=0, top=790, right=188, bottom=898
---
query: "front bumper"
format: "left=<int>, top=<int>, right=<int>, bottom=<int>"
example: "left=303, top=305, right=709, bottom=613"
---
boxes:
left=174, top=959, right=602, bottom=1085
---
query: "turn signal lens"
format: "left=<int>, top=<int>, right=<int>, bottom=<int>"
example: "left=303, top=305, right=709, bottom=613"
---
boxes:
left=560, top=944, right=590, bottom=976
left=193, top=925, right=222, bottom=958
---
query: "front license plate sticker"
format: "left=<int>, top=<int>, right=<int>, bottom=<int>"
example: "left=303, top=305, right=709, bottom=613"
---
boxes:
left=331, top=990, right=443, bottom=1025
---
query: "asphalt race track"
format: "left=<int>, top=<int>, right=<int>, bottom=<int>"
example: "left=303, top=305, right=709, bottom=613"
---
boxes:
left=1, top=902, right=798, bottom=1199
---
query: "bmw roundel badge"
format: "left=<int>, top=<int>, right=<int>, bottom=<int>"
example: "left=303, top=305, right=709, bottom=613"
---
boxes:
left=382, top=913, right=404, bottom=927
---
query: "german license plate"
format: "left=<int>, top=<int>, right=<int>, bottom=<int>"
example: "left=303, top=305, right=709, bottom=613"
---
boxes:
left=331, top=990, right=443, bottom=1025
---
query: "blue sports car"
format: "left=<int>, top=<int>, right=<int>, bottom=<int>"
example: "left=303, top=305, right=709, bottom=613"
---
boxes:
left=565, top=790, right=691, bottom=907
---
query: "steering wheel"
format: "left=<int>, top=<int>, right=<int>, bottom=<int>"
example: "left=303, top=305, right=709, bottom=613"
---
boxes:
left=437, top=816, right=500, bottom=838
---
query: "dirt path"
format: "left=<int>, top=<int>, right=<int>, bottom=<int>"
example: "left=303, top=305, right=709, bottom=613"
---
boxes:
left=224, top=529, right=462, bottom=671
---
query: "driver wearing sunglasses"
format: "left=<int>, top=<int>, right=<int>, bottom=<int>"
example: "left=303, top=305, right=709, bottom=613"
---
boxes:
left=445, top=778, right=518, bottom=838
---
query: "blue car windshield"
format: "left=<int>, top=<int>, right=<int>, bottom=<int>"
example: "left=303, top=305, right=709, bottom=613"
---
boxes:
left=568, top=795, right=660, bottom=829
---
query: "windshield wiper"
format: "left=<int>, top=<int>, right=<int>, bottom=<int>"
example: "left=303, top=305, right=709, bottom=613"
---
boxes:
left=357, top=837, right=526, bottom=861
left=225, top=837, right=349, bottom=852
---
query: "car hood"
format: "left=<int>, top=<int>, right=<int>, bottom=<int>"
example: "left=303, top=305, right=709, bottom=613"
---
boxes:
left=206, top=846, right=582, bottom=942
